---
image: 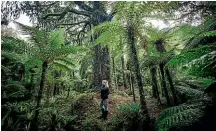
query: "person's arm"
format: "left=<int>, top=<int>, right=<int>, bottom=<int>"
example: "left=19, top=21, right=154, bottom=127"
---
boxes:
left=107, top=88, right=110, bottom=95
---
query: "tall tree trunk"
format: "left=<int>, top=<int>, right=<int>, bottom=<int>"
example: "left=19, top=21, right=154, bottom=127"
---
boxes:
left=46, top=85, right=51, bottom=104
left=150, top=67, right=161, bottom=104
left=121, top=56, right=127, bottom=89
left=127, top=22, right=151, bottom=131
left=92, top=2, right=112, bottom=89
left=126, top=64, right=131, bottom=91
left=53, top=84, right=57, bottom=97
left=159, top=64, right=170, bottom=106
left=112, top=56, right=118, bottom=89
left=30, top=73, right=35, bottom=99
left=150, top=67, right=157, bottom=98
left=67, top=86, right=70, bottom=98
left=130, top=70, right=136, bottom=102
left=93, top=45, right=102, bottom=88
left=31, top=61, right=48, bottom=131
left=57, top=83, right=60, bottom=95
left=165, top=68, right=179, bottom=105
left=93, top=45, right=110, bottom=88
left=157, top=67, right=163, bottom=96
left=101, top=46, right=110, bottom=82
left=53, top=71, right=59, bottom=97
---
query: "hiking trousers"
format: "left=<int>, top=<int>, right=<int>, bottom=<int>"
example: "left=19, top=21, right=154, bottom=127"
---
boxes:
left=100, top=99, right=109, bottom=111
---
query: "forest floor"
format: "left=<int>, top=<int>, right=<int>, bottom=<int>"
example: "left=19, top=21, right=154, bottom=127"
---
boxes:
left=94, top=91, right=164, bottom=119
left=69, top=90, right=165, bottom=130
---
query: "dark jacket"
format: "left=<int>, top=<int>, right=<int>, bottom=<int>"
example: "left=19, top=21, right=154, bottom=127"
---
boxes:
left=100, top=85, right=109, bottom=100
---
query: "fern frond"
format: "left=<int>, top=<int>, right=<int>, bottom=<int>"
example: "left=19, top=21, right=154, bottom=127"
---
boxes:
left=49, top=28, right=65, bottom=47
left=48, top=45, right=86, bottom=62
left=175, top=85, right=203, bottom=101
left=157, top=108, right=204, bottom=131
left=52, top=61, right=73, bottom=71
left=197, top=30, right=216, bottom=38
left=167, top=44, right=215, bottom=67
left=157, top=103, right=204, bottom=122
left=14, top=21, right=47, bottom=49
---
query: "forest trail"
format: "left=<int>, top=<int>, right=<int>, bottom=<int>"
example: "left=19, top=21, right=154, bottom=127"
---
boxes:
left=94, top=91, right=164, bottom=119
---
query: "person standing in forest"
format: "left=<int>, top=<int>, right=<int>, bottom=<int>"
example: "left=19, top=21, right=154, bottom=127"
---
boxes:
left=99, top=80, right=110, bottom=120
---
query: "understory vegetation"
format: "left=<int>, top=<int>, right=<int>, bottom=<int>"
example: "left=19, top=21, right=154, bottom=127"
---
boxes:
left=1, top=1, right=216, bottom=131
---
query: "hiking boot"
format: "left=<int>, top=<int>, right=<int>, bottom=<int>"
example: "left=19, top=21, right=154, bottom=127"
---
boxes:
left=103, top=111, right=108, bottom=120
left=98, top=109, right=104, bottom=119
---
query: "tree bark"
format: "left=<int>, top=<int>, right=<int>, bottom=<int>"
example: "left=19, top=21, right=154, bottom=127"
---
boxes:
left=159, top=64, right=170, bottom=106
left=31, top=61, right=48, bottom=131
left=150, top=67, right=161, bottom=104
left=121, top=56, right=127, bottom=89
left=92, top=2, right=112, bottom=89
left=53, top=84, right=57, bottom=97
left=127, top=22, right=151, bottom=131
left=30, top=73, right=35, bottom=99
left=112, top=56, right=118, bottom=89
left=67, top=86, right=70, bottom=98
left=150, top=67, right=157, bottom=98
left=93, top=42, right=110, bottom=89
left=130, top=70, right=136, bottom=102
left=165, top=68, right=179, bottom=105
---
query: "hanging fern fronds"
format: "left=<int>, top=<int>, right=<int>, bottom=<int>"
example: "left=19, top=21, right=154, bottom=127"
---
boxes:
left=52, top=61, right=72, bottom=72
left=184, top=19, right=216, bottom=49
left=167, top=44, right=216, bottom=67
left=186, top=50, right=216, bottom=77
left=91, top=20, right=126, bottom=48
left=141, top=52, right=174, bottom=68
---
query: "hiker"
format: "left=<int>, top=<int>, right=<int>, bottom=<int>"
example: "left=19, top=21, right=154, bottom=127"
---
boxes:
left=99, top=80, right=110, bottom=120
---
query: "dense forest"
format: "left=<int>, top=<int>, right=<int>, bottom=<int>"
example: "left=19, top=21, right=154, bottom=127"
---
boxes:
left=1, top=1, right=216, bottom=131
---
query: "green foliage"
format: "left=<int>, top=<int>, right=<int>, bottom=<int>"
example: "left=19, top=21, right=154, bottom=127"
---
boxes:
left=186, top=50, right=216, bottom=77
left=175, top=85, right=203, bottom=102
left=167, top=45, right=215, bottom=67
left=38, top=94, right=78, bottom=130
left=177, top=77, right=215, bottom=91
left=92, top=20, right=126, bottom=49
left=168, top=44, right=216, bottom=78
left=2, top=80, right=28, bottom=100
left=1, top=101, right=34, bottom=131
left=110, top=102, right=139, bottom=131
left=82, top=117, right=103, bottom=131
left=14, top=22, right=85, bottom=63
left=141, top=52, right=174, bottom=68
left=156, top=103, right=204, bottom=131
left=196, top=78, right=216, bottom=87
